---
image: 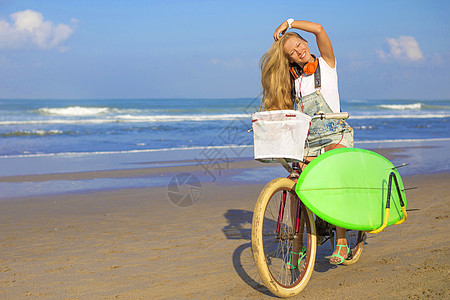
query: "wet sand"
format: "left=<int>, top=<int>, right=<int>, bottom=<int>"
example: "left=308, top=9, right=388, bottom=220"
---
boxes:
left=0, top=147, right=408, bottom=184
left=0, top=165, right=449, bottom=298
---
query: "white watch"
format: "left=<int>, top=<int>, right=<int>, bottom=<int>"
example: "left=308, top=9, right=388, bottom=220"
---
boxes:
left=287, top=18, right=294, bottom=29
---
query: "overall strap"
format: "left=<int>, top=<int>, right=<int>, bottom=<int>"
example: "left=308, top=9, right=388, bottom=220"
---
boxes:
left=314, top=61, right=321, bottom=89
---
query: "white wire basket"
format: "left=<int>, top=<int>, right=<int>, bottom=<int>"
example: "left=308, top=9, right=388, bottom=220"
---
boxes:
left=252, top=110, right=311, bottom=163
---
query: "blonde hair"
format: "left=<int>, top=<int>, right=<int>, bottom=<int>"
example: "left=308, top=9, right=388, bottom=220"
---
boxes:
left=260, top=32, right=305, bottom=111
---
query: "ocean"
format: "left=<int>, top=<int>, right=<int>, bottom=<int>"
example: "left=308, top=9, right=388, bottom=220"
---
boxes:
left=1, top=98, right=449, bottom=157
left=0, top=98, right=449, bottom=199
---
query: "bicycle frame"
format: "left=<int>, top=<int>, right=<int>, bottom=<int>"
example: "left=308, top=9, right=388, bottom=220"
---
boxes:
left=276, top=190, right=303, bottom=238
left=274, top=112, right=350, bottom=242
left=251, top=112, right=369, bottom=297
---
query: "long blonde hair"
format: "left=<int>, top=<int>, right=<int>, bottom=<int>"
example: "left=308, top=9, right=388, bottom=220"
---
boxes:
left=260, top=32, right=305, bottom=111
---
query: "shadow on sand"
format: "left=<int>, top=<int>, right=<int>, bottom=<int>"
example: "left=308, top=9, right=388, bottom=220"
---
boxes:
left=222, top=209, right=346, bottom=297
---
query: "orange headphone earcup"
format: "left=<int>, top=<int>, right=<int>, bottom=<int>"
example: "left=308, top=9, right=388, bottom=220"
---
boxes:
left=303, top=62, right=315, bottom=75
left=290, top=55, right=319, bottom=78
left=303, top=57, right=319, bottom=75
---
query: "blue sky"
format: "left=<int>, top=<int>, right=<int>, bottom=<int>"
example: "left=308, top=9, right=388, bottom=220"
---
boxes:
left=0, top=0, right=449, bottom=100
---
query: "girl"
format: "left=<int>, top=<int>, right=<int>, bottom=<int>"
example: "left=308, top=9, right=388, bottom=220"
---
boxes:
left=260, top=19, right=354, bottom=265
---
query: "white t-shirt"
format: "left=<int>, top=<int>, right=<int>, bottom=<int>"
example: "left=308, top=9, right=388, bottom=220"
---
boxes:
left=294, top=57, right=340, bottom=113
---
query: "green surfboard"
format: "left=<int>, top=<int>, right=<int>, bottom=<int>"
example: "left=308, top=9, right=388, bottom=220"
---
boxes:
left=295, top=148, right=407, bottom=231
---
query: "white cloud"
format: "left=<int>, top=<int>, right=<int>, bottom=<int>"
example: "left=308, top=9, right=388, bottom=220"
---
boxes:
left=377, top=36, right=424, bottom=61
left=0, top=9, right=77, bottom=51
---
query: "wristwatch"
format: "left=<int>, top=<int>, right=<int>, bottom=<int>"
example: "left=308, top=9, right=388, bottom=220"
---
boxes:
left=287, top=18, right=294, bottom=29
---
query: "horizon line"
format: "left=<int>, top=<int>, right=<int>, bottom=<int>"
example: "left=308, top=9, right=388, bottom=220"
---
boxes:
left=1, top=97, right=449, bottom=101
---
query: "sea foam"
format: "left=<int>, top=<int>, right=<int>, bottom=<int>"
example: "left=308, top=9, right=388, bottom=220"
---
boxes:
left=0, top=113, right=250, bottom=125
left=38, top=106, right=111, bottom=116
left=377, top=103, right=422, bottom=110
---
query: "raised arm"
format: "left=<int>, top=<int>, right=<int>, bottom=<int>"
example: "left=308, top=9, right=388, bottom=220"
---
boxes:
left=274, top=20, right=335, bottom=68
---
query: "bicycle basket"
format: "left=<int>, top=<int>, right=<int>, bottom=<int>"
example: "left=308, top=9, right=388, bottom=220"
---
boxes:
left=252, top=110, right=311, bottom=163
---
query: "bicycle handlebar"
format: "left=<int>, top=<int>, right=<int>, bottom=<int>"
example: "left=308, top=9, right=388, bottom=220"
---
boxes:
left=311, top=112, right=349, bottom=121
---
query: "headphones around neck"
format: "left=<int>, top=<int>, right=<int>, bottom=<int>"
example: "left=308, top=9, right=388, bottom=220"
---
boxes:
left=289, top=54, right=319, bottom=79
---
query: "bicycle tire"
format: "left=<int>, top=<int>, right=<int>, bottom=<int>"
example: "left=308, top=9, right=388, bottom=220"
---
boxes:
left=342, top=230, right=365, bottom=266
left=252, top=178, right=317, bottom=297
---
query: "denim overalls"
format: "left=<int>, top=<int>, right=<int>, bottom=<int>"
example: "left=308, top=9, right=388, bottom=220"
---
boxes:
left=297, top=90, right=353, bottom=157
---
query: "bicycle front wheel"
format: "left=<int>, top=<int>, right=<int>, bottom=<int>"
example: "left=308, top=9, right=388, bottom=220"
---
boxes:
left=252, top=178, right=317, bottom=297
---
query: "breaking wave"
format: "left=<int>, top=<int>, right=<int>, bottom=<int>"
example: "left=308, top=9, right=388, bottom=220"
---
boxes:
left=0, top=113, right=250, bottom=125
left=377, top=103, right=422, bottom=110
left=37, top=106, right=112, bottom=116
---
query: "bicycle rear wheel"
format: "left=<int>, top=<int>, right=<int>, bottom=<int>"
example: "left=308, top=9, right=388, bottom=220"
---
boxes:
left=252, top=178, right=317, bottom=297
left=342, top=230, right=365, bottom=265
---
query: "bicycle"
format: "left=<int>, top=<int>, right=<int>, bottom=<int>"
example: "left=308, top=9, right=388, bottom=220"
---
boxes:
left=250, top=111, right=366, bottom=297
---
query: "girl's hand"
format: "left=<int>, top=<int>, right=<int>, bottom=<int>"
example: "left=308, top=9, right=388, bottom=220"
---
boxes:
left=273, top=21, right=289, bottom=41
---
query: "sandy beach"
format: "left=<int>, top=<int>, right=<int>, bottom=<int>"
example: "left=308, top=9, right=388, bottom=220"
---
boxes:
left=0, top=148, right=449, bottom=299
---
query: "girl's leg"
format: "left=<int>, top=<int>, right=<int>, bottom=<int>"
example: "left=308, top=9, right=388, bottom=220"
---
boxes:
left=325, top=143, right=349, bottom=264
left=286, top=193, right=306, bottom=269
left=330, top=227, right=349, bottom=264
left=286, top=161, right=315, bottom=270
